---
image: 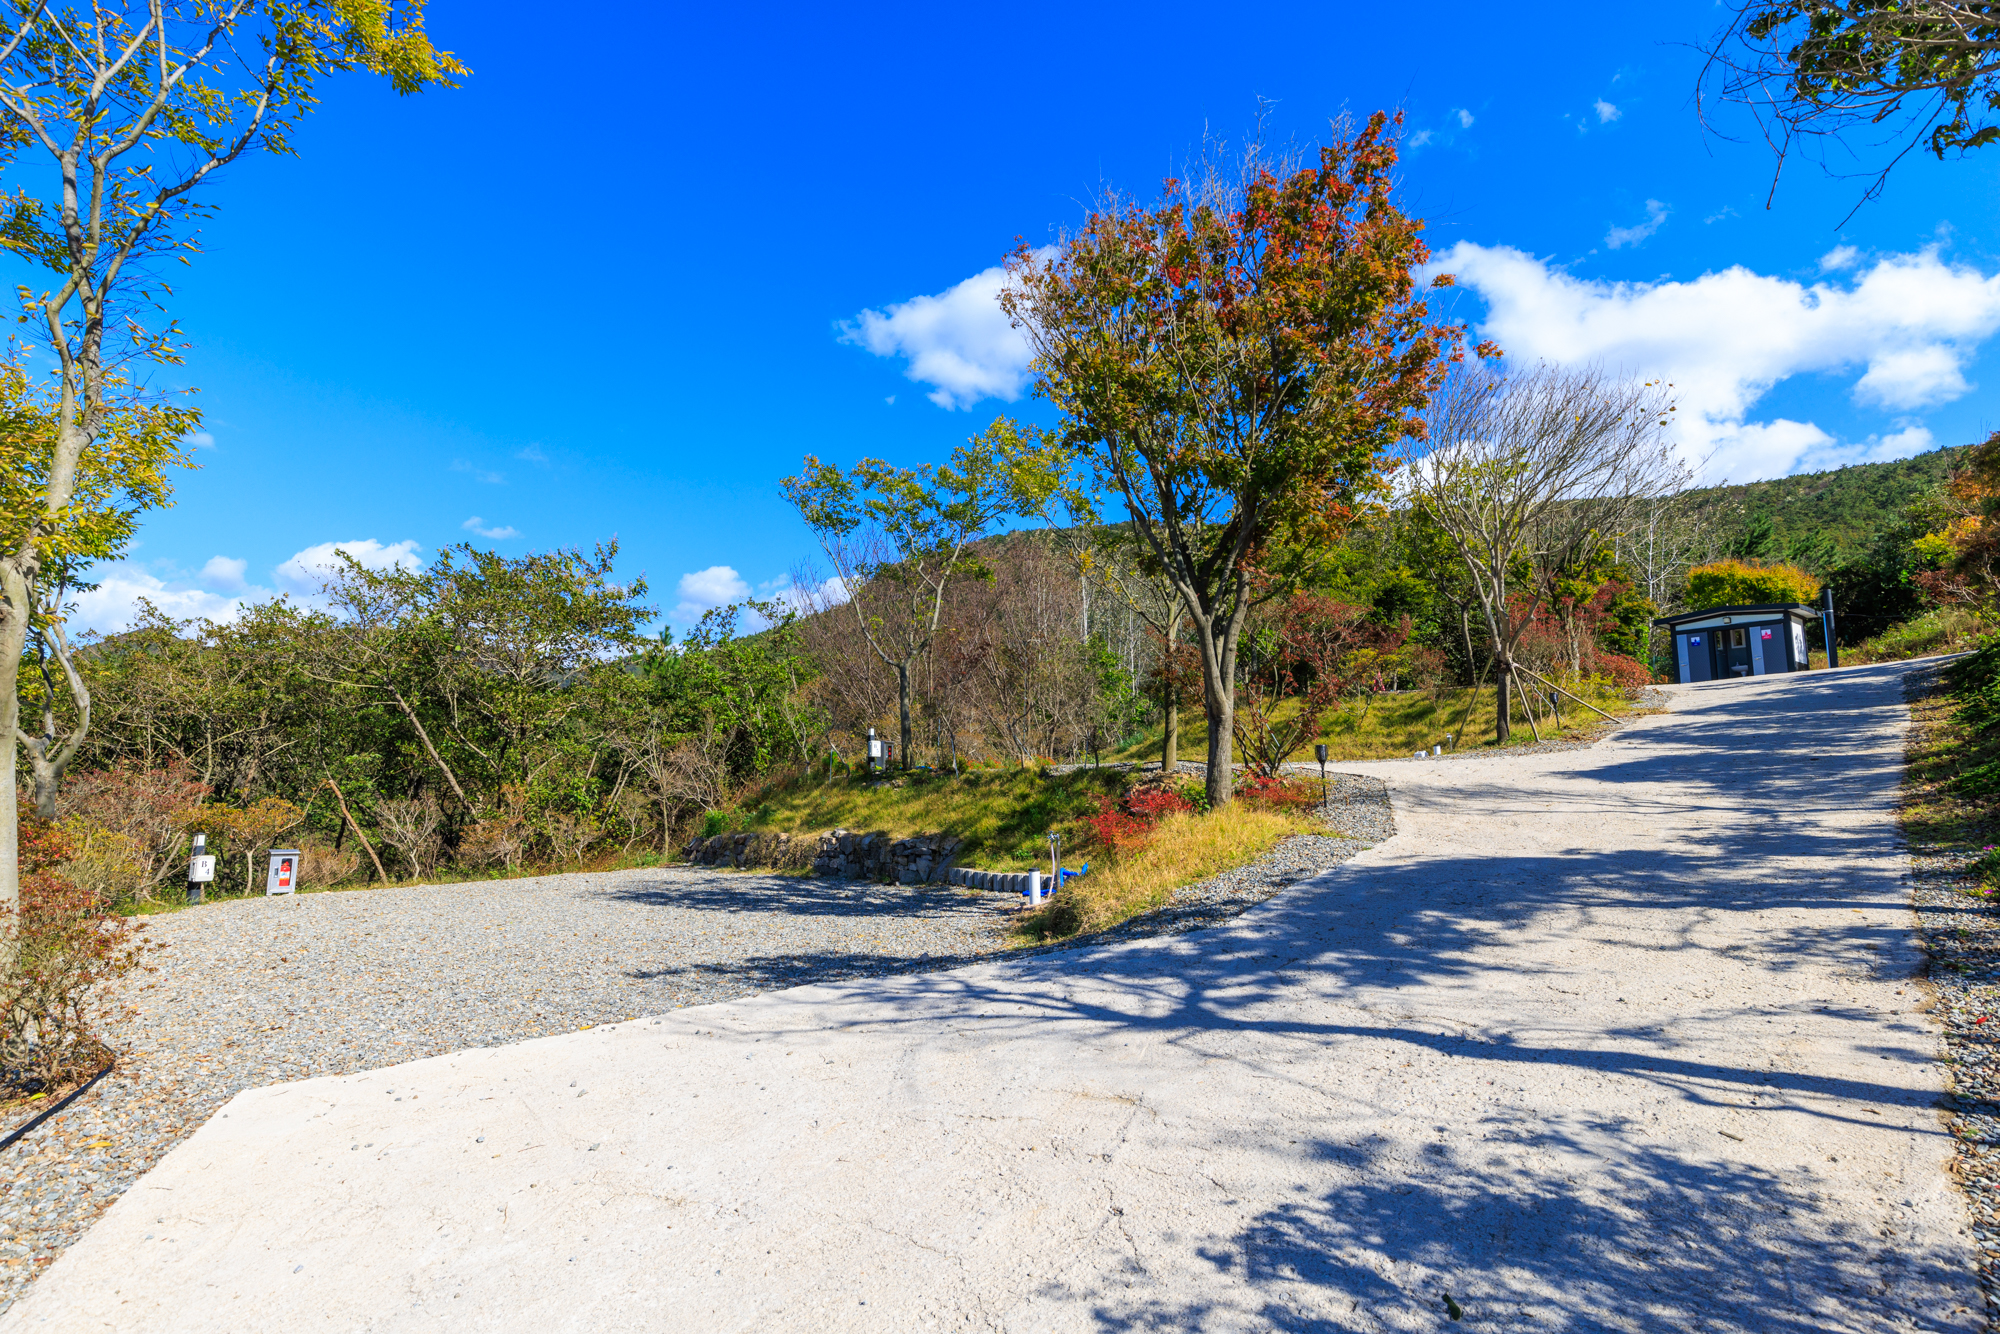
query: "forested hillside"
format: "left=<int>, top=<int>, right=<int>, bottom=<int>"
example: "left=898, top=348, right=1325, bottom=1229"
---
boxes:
left=1692, top=443, right=1970, bottom=571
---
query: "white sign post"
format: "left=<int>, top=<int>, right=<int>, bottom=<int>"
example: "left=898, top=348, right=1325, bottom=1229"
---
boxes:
left=266, top=848, right=300, bottom=896
left=188, top=833, right=214, bottom=905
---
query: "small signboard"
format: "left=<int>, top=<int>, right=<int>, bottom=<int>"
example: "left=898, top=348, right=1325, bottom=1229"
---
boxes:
left=188, top=855, right=216, bottom=883
left=266, top=849, right=300, bottom=896
left=867, top=739, right=882, bottom=759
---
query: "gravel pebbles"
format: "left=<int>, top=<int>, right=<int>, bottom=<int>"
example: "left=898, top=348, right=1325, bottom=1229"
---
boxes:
left=0, top=773, right=1395, bottom=1316
left=1903, top=662, right=2000, bottom=1324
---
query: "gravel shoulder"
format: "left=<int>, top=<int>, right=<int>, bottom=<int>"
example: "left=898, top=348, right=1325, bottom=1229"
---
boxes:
left=0, top=779, right=1393, bottom=1315
left=1901, top=658, right=2000, bottom=1321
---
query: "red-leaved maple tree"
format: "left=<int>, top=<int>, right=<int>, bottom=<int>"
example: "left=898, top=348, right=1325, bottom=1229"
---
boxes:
left=1003, top=113, right=1492, bottom=806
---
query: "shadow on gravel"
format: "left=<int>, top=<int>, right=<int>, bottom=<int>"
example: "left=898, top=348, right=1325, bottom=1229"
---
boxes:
left=628, top=946, right=992, bottom=988
left=595, top=875, right=992, bottom=919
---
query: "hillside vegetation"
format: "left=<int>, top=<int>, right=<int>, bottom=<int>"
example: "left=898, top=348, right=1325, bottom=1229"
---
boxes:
left=1689, top=443, right=1969, bottom=568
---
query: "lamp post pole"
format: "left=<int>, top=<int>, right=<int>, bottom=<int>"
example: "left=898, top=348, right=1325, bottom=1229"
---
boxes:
left=1822, top=586, right=1838, bottom=669
left=1315, top=743, right=1329, bottom=813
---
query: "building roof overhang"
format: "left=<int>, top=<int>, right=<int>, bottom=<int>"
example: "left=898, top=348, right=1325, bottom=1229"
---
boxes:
left=1652, top=603, right=1819, bottom=629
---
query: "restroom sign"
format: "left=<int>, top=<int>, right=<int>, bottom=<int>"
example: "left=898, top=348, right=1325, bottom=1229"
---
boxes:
left=266, top=849, right=300, bottom=896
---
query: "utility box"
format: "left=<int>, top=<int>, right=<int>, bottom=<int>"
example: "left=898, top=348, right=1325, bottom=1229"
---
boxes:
left=266, top=848, right=300, bottom=896
left=1654, top=604, right=1819, bottom=684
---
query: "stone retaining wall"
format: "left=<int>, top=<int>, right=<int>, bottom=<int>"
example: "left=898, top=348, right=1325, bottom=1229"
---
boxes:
left=681, top=828, right=963, bottom=885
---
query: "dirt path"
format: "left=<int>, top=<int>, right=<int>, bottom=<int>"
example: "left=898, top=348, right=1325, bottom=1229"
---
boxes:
left=1, top=662, right=1978, bottom=1332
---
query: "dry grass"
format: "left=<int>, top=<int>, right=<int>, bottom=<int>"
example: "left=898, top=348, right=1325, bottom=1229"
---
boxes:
left=1011, top=803, right=1304, bottom=943
left=1112, top=680, right=1643, bottom=765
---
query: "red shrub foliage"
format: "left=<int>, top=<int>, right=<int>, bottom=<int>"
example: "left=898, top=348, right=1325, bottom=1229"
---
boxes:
left=4, top=807, right=149, bottom=1086
left=1084, top=784, right=1196, bottom=851
left=1585, top=651, right=1653, bottom=689
left=1238, top=775, right=1320, bottom=810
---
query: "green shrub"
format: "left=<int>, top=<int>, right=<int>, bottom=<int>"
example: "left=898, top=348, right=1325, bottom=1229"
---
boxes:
left=1686, top=559, right=1820, bottom=609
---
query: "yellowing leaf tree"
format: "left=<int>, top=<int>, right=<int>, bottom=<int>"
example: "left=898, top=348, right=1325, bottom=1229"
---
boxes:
left=0, top=1, right=464, bottom=922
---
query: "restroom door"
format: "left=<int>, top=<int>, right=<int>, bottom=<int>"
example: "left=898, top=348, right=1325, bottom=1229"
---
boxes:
left=1722, top=627, right=1752, bottom=677
left=1683, top=632, right=1711, bottom=681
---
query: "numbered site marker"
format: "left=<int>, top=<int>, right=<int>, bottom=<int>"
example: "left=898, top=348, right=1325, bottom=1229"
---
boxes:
left=188, top=854, right=216, bottom=883
left=266, top=849, right=300, bottom=896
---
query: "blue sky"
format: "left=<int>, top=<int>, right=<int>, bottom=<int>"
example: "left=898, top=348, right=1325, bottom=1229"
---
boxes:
left=37, top=0, right=2000, bottom=633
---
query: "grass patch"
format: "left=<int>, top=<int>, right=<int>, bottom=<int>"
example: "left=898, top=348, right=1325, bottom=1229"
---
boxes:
left=1012, top=802, right=1305, bottom=942
left=1845, top=606, right=1989, bottom=666
left=733, top=766, right=1129, bottom=870
left=1110, top=680, right=1643, bottom=764
left=1902, top=639, right=2000, bottom=880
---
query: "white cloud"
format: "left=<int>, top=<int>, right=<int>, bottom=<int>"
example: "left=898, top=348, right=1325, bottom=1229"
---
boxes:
left=200, top=555, right=248, bottom=591
left=1820, top=244, right=1862, bottom=272
left=462, top=516, right=521, bottom=540
left=1456, top=109, right=1475, bottom=129
left=1594, top=99, right=1621, bottom=124
left=452, top=459, right=505, bottom=484
left=1408, top=128, right=1434, bottom=149
left=1606, top=200, right=1668, bottom=250
left=841, top=259, right=1039, bottom=410
left=673, top=565, right=751, bottom=622
left=1432, top=241, right=2000, bottom=480
left=275, top=538, right=422, bottom=593
left=189, top=431, right=216, bottom=449
left=68, top=563, right=259, bottom=634
left=515, top=444, right=548, bottom=463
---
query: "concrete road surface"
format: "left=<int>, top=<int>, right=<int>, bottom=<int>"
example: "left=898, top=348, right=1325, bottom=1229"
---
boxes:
left=1, top=662, right=1980, bottom=1331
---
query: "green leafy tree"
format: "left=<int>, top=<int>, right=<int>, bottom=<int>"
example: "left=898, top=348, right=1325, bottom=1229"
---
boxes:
left=1003, top=114, right=1472, bottom=804
left=5, top=368, right=195, bottom=817
left=0, top=0, right=463, bottom=920
left=782, top=420, right=1055, bottom=769
left=1705, top=0, right=2000, bottom=208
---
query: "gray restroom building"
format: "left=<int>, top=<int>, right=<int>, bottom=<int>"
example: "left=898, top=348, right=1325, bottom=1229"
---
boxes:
left=1654, top=603, right=1820, bottom=683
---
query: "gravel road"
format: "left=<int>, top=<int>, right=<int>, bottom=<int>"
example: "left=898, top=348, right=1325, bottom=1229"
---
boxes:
left=3, top=664, right=1974, bottom=1333
left=0, top=778, right=1393, bottom=1316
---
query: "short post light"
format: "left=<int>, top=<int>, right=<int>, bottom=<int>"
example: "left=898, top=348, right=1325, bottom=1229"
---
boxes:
left=187, top=832, right=214, bottom=905
left=1314, top=743, right=1329, bottom=811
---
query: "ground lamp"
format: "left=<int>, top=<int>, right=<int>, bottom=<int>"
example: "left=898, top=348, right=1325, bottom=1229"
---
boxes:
left=1315, top=743, right=1329, bottom=809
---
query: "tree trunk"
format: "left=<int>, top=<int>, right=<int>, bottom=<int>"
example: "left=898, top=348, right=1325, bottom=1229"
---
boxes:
left=0, top=560, right=25, bottom=925
left=1203, top=689, right=1232, bottom=806
left=24, top=617, right=91, bottom=819
left=1193, top=611, right=1242, bottom=808
left=895, top=660, right=914, bottom=771
left=1163, top=691, right=1179, bottom=775
left=392, top=690, right=470, bottom=809
left=1495, top=664, right=1513, bottom=744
